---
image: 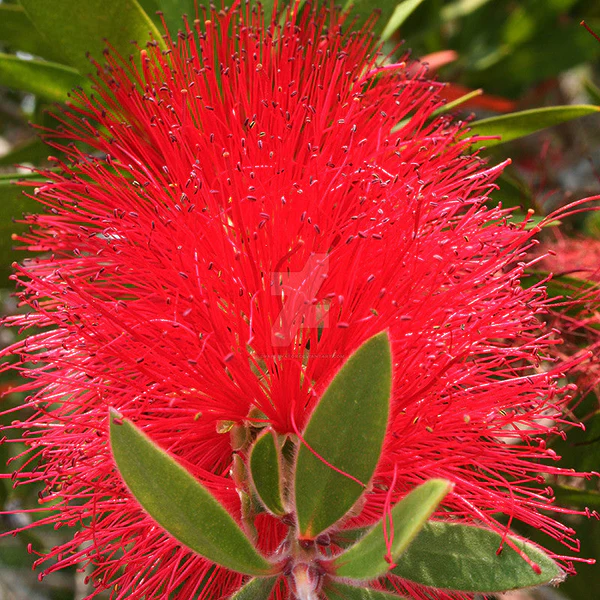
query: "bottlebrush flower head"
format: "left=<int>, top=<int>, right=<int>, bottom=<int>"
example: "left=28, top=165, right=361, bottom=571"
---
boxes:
left=1, top=1, right=597, bottom=599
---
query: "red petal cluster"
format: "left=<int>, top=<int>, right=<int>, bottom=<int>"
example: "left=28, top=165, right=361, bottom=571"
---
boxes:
left=1, top=3, right=596, bottom=599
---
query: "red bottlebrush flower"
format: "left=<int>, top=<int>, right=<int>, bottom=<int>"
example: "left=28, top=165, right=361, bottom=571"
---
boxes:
left=1, top=2, right=597, bottom=599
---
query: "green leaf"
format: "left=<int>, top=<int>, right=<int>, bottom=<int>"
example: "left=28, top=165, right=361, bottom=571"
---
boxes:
left=325, top=582, right=407, bottom=600
left=249, top=430, right=285, bottom=516
left=391, top=521, right=564, bottom=592
left=431, top=88, right=483, bottom=119
left=109, top=411, right=273, bottom=576
left=552, top=484, right=600, bottom=511
left=19, top=0, right=165, bottom=75
left=0, top=4, right=64, bottom=62
left=0, top=176, right=44, bottom=285
left=0, top=53, right=83, bottom=102
left=230, top=577, right=278, bottom=600
left=154, top=0, right=197, bottom=34
left=584, top=79, right=600, bottom=105
left=341, top=0, right=399, bottom=39
left=0, top=138, right=49, bottom=168
left=440, top=0, right=495, bottom=21
left=470, top=105, right=600, bottom=148
left=333, top=479, right=452, bottom=580
left=380, top=0, right=427, bottom=42
left=294, top=331, right=392, bottom=539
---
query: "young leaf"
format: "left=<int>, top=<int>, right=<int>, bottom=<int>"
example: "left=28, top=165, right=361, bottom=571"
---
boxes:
left=0, top=53, right=83, bottom=102
left=249, top=430, right=285, bottom=515
left=231, top=577, right=278, bottom=600
left=325, top=582, right=407, bottom=600
left=470, top=105, right=600, bottom=148
left=109, top=411, right=273, bottom=576
left=19, top=0, right=165, bottom=75
left=333, top=478, right=452, bottom=580
left=294, top=331, right=392, bottom=539
left=391, top=521, right=564, bottom=592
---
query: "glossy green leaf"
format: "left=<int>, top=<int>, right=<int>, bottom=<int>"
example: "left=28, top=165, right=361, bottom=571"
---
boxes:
left=153, top=0, right=198, bottom=33
left=333, top=479, right=452, bottom=580
left=325, top=582, right=407, bottom=600
left=0, top=4, right=64, bottom=62
left=0, top=53, right=83, bottom=102
left=19, top=0, right=165, bottom=75
left=294, top=331, right=392, bottom=539
left=470, top=105, right=600, bottom=148
left=249, top=430, right=285, bottom=515
left=231, top=577, right=278, bottom=600
left=380, top=0, right=427, bottom=42
left=391, top=521, right=564, bottom=592
left=109, top=411, right=273, bottom=575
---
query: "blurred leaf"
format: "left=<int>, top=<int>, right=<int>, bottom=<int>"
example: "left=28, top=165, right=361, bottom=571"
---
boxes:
left=551, top=403, right=600, bottom=474
left=325, top=583, right=407, bottom=600
left=0, top=175, right=43, bottom=285
left=391, top=521, right=564, bottom=591
left=489, top=171, right=533, bottom=210
left=584, top=79, right=600, bottom=105
left=19, top=0, right=165, bottom=75
left=249, top=430, right=285, bottom=516
left=552, top=484, right=600, bottom=510
left=440, top=0, right=495, bottom=21
left=109, top=411, right=273, bottom=575
left=516, top=517, right=599, bottom=600
left=470, top=105, right=600, bottom=148
left=380, top=0, right=427, bottom=42
left=467, top=19, right=600, bottom=97
left=0, top=4, right=64, bottom=62
left=230, top=577, right=278, bottom=600
left=341, top=0, right=400, bottom=38
left=0, top=53, right=83, bottom=102
left=333, top=479, right=452, bottom=580
left=295, top=332, right=392, bottom=539
left=0, top=138, right=49, bottom=167
left=432, top=88, right=482, bottom=118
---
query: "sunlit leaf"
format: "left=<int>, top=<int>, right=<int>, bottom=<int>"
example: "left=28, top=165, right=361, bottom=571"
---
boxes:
left=470, top=105, right=600, bottom=148
left=19, top=0, right=165, bottom=74
left=380, top=0, right=427, bottom=42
